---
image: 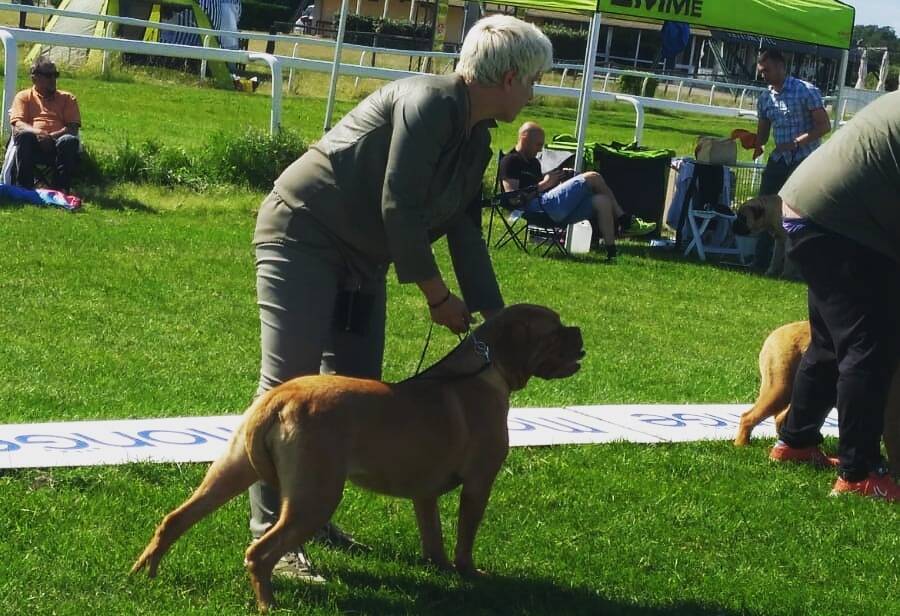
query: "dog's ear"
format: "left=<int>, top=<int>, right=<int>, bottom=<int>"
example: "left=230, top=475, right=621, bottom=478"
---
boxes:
left=491, top=318, right=533, bottom=391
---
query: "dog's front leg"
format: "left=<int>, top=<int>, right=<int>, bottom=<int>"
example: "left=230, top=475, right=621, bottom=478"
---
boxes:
left=453, top=479, right=495, bottom=578
left=413, top=496, right=452, bottom=570
left=767, top=232, right=787, bottom=277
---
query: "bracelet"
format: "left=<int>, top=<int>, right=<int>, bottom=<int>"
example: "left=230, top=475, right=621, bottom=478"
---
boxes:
left=428, top=289, right=451, bottom=309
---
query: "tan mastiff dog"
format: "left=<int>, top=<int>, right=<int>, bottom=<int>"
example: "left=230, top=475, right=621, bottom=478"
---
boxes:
left=732, top=194, right=799, bottom=279
left=734, top=320, right=899, bottom=476
left=131, top=304, right=584, bottom=612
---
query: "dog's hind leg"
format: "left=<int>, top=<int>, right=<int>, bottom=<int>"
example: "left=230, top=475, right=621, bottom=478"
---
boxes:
left=244, top=437, right=346, bottom=613
left=131, top=435, right=258, bottom=578
left=735, top=377, right=793, bottom=446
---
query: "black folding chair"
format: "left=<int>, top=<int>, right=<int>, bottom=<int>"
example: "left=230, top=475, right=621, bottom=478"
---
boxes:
left=485, top=150, right=570, bottom=258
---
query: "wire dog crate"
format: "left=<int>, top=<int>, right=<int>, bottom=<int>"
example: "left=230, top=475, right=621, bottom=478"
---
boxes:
left=727, top=161, right=766, bottom=208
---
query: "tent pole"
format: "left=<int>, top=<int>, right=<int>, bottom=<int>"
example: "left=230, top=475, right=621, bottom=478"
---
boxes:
left=832, top=48, right=849, bottom=131
left=324, top=0, right=351, bottom=133
left=575, top=12, right=602, bottom=173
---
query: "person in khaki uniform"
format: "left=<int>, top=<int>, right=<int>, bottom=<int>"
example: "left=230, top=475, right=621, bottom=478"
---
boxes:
left=248, top=15, right=554, bottom=579
left=768, top=90, right=900, bottom=502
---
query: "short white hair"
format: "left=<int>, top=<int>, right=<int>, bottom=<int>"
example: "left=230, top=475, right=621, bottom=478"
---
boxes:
left=455, top=15, right=553, bottom=86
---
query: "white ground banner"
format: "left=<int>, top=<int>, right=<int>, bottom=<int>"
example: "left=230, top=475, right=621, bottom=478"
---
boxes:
left=0, top=405, right=840, bottom=469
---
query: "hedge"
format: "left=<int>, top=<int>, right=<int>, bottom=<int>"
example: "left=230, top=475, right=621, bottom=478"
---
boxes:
left=240, top=0, right=293, bottom=31
left=618, top=72, right=659, bottom=98
left=336, top=14, right=432, bottom=49
left=541, top=23, right=589, bottom=62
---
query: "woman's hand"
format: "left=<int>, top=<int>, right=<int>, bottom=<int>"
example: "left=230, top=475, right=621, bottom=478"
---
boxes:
left=429, top=292, right=471, bottom=334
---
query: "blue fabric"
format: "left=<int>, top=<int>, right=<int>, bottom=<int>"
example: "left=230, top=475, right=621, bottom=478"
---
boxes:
left=0, top=184, right=81, bottom=210
left=160, top=0, right=242, bottom=47
left=661, top=21, right=690, bottom=57
left=756, top=76, right=824, bottom=164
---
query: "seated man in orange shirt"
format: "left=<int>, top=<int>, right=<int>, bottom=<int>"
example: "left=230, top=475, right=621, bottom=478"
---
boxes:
left=9, top=57, right=81, bottom=192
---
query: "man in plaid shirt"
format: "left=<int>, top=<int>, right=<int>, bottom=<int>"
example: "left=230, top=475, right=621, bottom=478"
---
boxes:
left=751, top=49, right=831, bottom=269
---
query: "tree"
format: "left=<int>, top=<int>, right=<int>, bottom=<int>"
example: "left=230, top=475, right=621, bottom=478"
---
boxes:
left=852, top=25, right=899, bottom=54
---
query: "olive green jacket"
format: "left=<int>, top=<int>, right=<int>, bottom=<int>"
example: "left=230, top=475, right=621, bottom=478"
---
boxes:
left=780, top=90, right=900, bottom=264
left=254, top=74, right=502, bottom=312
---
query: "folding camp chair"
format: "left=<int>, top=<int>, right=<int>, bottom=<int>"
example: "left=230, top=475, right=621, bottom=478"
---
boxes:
left=485, top=150, right=570, bottom=258
left=677, top=162, right=741, bottom=262
left=1, top=134, right=80, bottom=191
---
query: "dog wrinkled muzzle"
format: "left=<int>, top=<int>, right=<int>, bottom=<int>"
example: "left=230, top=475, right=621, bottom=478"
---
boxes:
left=535, top=326, right=584, bottom=379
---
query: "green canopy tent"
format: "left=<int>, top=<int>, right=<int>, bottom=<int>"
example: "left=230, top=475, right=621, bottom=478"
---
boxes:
left=324, top=0, right=855, bottom=170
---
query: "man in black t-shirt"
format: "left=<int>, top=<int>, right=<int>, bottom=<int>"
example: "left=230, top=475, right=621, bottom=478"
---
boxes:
left=499, top=122, right=655, bottom=261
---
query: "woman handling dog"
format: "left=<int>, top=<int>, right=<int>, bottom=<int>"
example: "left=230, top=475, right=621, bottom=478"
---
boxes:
left=248, top=15, right=554, bottom=578
left=768, top=90, right=900, bottom=501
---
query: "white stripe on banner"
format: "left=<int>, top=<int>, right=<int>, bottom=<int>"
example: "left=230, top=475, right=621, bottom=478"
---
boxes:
left=0, top=405, right=840, bottom=469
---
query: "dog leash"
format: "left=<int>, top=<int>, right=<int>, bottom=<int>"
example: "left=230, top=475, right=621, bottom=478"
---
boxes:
left=410, top=322, right=491, bottom=382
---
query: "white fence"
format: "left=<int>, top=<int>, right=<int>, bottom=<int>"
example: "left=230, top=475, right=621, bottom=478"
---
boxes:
left=0, top=24, right=649, bottom=144
left=0, top=2, right=764, bottom=123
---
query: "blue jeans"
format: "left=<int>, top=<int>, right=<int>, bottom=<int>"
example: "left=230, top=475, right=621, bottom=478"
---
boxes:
left=526, top=175, right=594, bottom=224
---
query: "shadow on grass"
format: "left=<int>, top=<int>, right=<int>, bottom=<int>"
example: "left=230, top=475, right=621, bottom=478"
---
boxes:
left=281, top=566, right=744, bottom=616
left=627, top=241, right=787, bottom=280
left=77, top=187, right=158, bottom=213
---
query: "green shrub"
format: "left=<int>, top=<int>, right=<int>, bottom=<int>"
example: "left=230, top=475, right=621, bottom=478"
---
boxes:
left=202, top=128, right=306, bottom=188
left=95, top=129, right=306, bottom=190
left=376, top=18, right=433, bottom=50
left=618, top=72, right=659, bottom=98
left=239, top=0, right=293, bottom=32
left=335, top=15, right=431, bottom=49
left=541, top=23, right=588, bottom=62
left=340, top=13, right=377, bottom=46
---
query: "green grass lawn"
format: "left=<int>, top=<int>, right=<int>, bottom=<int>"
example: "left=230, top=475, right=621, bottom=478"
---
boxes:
left=0, top=70, right=897, bottom=616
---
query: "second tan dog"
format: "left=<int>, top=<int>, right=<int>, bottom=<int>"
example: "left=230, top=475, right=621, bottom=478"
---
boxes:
left=732, top=194, right=799, bottom=279
left=734, top=320, right=899, bottom=476
left=131, top=304, right=584, bottom=612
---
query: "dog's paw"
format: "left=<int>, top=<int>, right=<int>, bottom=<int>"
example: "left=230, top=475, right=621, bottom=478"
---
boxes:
left=419, top=555, right=454, bottom=573
left=455, top=562, right=487, bottom=580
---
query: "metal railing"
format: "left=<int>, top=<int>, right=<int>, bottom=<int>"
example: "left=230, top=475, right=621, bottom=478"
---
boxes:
left=0, top=28, right=649, bottom=145
left=0, top=27, right=285, bottom=138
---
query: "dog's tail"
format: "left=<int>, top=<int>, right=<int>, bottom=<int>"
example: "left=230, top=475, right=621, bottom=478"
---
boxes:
left=243, top=390, right=291, bottom=489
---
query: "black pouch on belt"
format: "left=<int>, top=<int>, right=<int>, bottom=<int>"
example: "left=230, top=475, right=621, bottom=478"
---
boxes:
left=332, top=287, right=375, bottom=335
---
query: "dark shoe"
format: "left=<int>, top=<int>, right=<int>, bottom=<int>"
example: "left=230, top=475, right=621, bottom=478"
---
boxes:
left=271, top=548, right=327, bottom=583
left=312, top=522, right=370, bottom=553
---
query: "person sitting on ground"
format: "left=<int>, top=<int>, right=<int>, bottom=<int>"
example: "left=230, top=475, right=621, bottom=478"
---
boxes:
left=499, top=122, right=655, bottom=261
left=9, top=57, right=81, bottom=194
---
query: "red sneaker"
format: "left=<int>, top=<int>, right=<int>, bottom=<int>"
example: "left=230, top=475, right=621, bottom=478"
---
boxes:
left=830, top=472, right=900, bottom=502
left=769, top=441, right=839, bottom=468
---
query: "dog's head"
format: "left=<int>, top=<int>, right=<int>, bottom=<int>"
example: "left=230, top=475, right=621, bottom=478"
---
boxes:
left=733, top=195, right=779, bottom=236
left=476, top=304, right=584, bottom=391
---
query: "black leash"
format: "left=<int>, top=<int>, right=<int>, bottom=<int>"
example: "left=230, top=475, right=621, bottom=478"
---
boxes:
left=413, top=321, right=438, bottom=377
left=408, top=321, right=491, bottom=383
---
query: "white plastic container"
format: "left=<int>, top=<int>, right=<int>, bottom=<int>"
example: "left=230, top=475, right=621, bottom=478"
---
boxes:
left=565, top=221, right=592, bottom=254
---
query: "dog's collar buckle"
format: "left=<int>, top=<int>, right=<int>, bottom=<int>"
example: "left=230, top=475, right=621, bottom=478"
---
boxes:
left=470, top=333, right=491, bottom=365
